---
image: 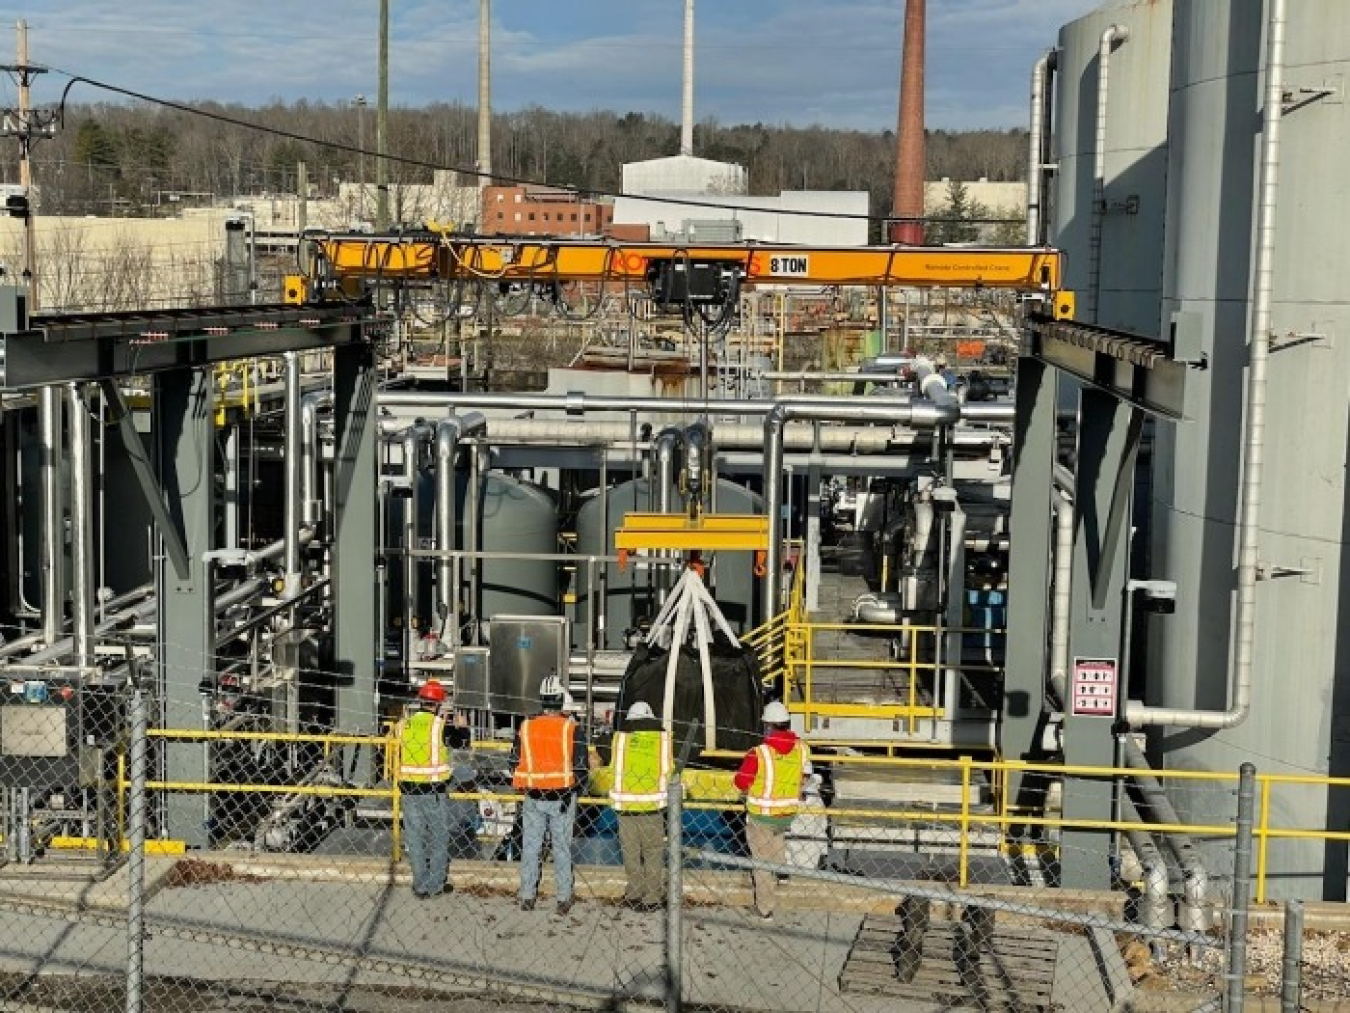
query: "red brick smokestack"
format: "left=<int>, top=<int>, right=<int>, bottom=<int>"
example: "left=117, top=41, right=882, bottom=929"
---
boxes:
left=890, top=0, right=926, bottom=245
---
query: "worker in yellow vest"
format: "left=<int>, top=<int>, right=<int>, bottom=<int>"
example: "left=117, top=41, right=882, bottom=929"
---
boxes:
left=733, top=700, right=811, bottom=922
left=510, top=672, right=590, bottom=914
left=609, top=701, right=673, bottom=911
left=395, top=680, right=455, bottom=898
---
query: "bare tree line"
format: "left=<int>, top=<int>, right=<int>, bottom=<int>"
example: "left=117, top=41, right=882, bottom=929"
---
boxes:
left=2, top=100, right=1026, bottom=223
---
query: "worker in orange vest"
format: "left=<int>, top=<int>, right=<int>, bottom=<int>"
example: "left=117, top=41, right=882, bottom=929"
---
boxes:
left=510, top=672, right=590, bottom=914
left=733, top=699, right=811, bottom=922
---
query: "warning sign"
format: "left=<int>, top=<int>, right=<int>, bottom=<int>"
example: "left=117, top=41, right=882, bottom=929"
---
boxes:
left=1070, top=657, right=1118, bottom=718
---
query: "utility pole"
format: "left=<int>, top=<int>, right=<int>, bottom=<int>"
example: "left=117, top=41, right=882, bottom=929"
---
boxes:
left=375, top=0, right=389, bottom=230
left=1, top=20, right=57, bottom=310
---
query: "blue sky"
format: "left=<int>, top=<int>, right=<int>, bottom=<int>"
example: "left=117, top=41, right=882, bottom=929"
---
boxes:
left=7, top=0, right=1095, bottom=131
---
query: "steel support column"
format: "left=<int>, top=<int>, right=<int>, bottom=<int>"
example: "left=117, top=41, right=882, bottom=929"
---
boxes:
left=1002, top=357, right=1057, bottom=816
left=153, top=368, right=215, bottom=848
left=1061, top=386, right=1140, bottom=888
left=332, top=342, right=378, bottom=784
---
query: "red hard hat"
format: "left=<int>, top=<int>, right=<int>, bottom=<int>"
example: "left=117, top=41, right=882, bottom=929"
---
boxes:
left=418, top=680, right=447, bottom=703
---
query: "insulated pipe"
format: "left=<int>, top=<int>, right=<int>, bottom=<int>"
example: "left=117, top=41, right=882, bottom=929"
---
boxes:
left=39, top=386, right=64, bottom=646
left=1048, top=489, right=1074, bottom=708
left=283, top=352, right=303, bottom=593
left=1121, top=794, right=1174, bottom=932
left=654, top=427, right=683, bottom=514
left=1027, top=48, right=1058, bottom=246
left=68, top=385, right=96, bottom=670
left=381, top=391, right=1015, bottom=428
left=300, top=389, right=334, bottom=526
left=1127, top=0, right=1285, bottom=730
left=762, top=397, right=959, bottom=617
left=683, top=421, right=709, bottom=515
left=1087, top=25, right=1129, bottom=324
left=1123, top=737, right=1210, bottom=932
left=401, top=421, right=434, bottom=649
left=434, top=413, right=487, bottom=633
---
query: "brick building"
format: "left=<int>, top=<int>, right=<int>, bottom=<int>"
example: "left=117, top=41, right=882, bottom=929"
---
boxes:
left=481, top=185, right=613, bottom=237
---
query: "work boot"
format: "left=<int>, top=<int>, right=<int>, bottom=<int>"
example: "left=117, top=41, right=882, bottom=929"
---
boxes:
left=556, top=897, right=575, bottom=916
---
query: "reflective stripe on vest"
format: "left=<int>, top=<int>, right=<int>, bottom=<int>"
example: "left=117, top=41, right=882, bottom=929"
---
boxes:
left=746, top=741, right=804, bottom=817
left=610, top=729, right=672, bottom=811
left=397, top=711, right=450, bottom=782
left=512, top=713, right=577, bottom=790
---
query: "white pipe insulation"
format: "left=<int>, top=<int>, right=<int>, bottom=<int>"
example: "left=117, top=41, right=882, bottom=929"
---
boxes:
left=1087, top=25, right=1129, bottom=324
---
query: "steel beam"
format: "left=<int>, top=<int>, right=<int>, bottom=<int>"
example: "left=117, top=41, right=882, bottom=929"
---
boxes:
left=1028, top=317, right=1187, bottom=420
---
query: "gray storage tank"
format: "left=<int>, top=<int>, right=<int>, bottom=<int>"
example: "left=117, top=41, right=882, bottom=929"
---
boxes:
left=574, top=478, right=762, bottom=650
left=469, top=472, right=560, bottom=621
left=1148, top=0, right=1350, bottom=900
left=1052, top=0, right=1174, bottom=333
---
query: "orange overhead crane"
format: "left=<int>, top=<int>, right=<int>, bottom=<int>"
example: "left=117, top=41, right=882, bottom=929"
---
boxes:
left=288, top=229, right=1072, bottom=318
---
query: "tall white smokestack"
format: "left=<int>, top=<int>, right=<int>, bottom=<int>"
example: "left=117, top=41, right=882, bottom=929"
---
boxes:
left=477, top=0, right=492, bottom=186
left=680, top=0, right=694, bottom=156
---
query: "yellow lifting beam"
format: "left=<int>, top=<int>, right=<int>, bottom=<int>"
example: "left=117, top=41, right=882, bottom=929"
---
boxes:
left=614, top=511, right=770, bottom=573
left=311, top=234, right=1065, bottom=296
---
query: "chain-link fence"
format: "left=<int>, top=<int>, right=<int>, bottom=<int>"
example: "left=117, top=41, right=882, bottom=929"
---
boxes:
left=4, top=674, right=1350, bottom=1013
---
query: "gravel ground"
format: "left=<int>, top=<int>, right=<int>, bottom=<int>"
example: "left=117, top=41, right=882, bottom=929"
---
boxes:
left=1126, top=928, right=1350, bottom=1001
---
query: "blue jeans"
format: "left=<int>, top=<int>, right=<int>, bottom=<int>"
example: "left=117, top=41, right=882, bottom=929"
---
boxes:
left=519, top=792, right=576, bottom=902
left=402, top=791, right=450, bottom=896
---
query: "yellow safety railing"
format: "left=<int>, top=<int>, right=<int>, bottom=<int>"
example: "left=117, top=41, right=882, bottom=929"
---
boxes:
left=109, top=728, right=1350, bottom=901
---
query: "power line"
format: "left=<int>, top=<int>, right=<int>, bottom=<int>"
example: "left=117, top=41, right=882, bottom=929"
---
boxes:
left=47, top=70, right=1025, bottom=227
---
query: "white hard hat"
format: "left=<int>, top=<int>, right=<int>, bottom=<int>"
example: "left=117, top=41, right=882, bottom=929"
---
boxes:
left=627, top=701, right=655, bottom=721
left=762, top=700, right=791, bottom=725
left=539, top=673, right=566, bottom=707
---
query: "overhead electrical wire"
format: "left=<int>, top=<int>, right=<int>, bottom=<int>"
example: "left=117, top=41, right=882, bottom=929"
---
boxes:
left=47, top=69, right=1023, bottom=228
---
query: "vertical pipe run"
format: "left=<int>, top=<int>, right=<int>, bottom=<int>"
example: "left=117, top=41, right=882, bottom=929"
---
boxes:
left=435, top=414, right=487, bottom=633
left=1087, top=25, right=1129, bottom=324
left=1027, top=49, right=1057, bottom=245
left=68, top=384, right=95, bottom=669
left=1126, top=0, right=1286, bottom=730
left=39, top=386, right=64, bottom=646
left=283, top=352, right=303, bottom=595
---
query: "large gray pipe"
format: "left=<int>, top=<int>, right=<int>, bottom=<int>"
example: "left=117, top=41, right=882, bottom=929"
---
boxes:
left=401, top=422, right=434, bottom=647
left=39, top=386, right=64, bottom=647
left=1087, top=25, right=1129, bottom=324
left=1123, top=737, right=1209, bottom=932
left=1126, top=0, right=1285, bottom=730
left=762, top=397, right=960, bottom=617
left=1121, top=793, right=1174, bottom=932
left=68, top=384, right=95, bottom=670
left=683, top=421, right=709, bottom=514
left=434, top=413, right=487, bottom=633
left=283, top=352, right=303, bottom=593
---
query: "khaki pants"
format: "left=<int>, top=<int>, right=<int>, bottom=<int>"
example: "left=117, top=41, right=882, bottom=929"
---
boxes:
left=746, top=819, right=787, bottom=917
left=617, top=809, right=667, bottom=905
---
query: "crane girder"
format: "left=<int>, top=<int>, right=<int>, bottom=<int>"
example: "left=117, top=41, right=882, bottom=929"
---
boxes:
left=304, top=233, right=1066, bottom=305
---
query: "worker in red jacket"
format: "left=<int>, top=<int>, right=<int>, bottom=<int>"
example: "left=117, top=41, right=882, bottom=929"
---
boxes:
left=733, top=700, right=811, bottom=922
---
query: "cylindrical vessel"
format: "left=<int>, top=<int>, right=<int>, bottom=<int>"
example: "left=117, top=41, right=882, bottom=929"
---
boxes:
left=1149, top=0, right=1350, bottom=899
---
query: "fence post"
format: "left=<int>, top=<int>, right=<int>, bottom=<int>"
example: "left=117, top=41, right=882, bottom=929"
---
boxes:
left=664, top=777, right=684, bottom=1013
left=125, top=665, right=149, bottom=1013
left=1279, top=899, right=1302, bottom=1013
left=1226, top=761, right=1256, bottom=1013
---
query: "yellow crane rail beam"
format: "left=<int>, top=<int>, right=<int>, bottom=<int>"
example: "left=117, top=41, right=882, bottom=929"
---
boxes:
left=314, top=236, right=1063, bottom=293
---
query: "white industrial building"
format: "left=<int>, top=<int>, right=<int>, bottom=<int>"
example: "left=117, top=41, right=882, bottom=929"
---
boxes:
left=613, top=189, right=869, bottom=246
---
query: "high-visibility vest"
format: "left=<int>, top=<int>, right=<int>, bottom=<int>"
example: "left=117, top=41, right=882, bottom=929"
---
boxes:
left=610, top=729, right=672, bottom=812
left=745, top=741, right=805, bottom=818
left=397, top=710, right=450, bottom=783
left=512, top=713, right=578, bottom=791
